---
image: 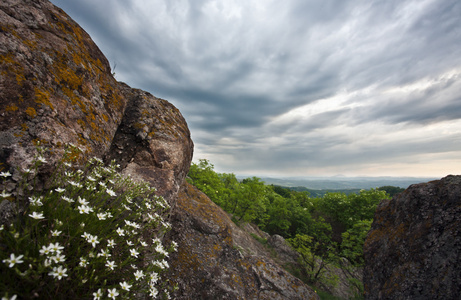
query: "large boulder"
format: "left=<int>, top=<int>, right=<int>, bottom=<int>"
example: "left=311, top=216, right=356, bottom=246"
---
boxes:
left=104, top=84, right=193, bottom=206
left=0, top=0, right=126, bottom=175
left=164, top=182, right=319, bottom=300
left=0, top=0, right=192, bottom=206
left=363, top=175, right=461, bottom=299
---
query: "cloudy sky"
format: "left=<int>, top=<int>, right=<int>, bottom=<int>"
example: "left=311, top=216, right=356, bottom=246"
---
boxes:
left=51, top=0, right=461, bottom=178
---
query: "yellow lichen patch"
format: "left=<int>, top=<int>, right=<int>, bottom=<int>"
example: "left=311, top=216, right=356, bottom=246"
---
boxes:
left=32, top=138, right=48, bottom=146
left=53, top=57, right=82, bottom=91
left=25, top=107, right=37, bottom=118
left=5, top=104, right=19, bottom=112
left=77, top=119, right=85, bottom=128
left=21, top=123, right=28, bottom=131
left=34, top=87, right=54, bottom=110
left=90, top=122, right=98, bottom=131
left=133, top=123, right=145, bottom=130
left=0, top=52, right=25, bottom=86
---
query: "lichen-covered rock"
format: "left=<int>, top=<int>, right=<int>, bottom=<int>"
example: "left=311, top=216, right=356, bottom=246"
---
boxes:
left=164, top=182, right=319, bottom=300
left=268, top=234, right=300, bottom=265
left=104, top=84, right=193, bottom=205
left=363, top=175, right=461, bottom=299
left=0, top=0, right=193, bottom=207
left=0, top=0, right=126, bottom=176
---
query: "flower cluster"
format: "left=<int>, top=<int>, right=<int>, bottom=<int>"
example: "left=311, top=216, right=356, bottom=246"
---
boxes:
left=0, top=145, right=176, bottom=299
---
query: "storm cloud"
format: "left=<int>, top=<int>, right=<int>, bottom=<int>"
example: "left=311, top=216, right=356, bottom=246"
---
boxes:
left=51, top=0, right=461, bottom=177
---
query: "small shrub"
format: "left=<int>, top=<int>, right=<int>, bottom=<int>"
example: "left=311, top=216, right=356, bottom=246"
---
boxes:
left=0, top=144, right=176, bottom=299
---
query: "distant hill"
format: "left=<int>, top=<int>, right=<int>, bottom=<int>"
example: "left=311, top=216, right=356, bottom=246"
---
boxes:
left=252, top=176, right=438, bottom=190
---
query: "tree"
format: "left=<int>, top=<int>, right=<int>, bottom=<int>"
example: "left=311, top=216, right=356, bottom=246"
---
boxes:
left=264, top=193, right=292, bottom=236
left=234, top=177, right=268, bottom=223
left=288, top=234, right=338, bottom=285
left=187, top=159, right=226, bottom=206
left=378, top=186, right=405, bottom=197
left=340, top=219, right=373, bottom=266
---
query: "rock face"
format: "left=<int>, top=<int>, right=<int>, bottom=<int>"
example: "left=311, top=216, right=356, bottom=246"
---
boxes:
left=1, top=0, right=126, bottom=174
left=0, top=0, right=192, bottom=205
left=363, top=175, right=461, bottom=299
left=164, top=182, right=319, bottom=300
left=1, top=1, right=316, bottom=299
left=104, top=84, right=193, bottom=205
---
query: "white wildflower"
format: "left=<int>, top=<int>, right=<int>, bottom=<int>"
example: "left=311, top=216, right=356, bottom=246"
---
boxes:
left=0, top=191, right=12, bottom=198
left=97, top=212, right=107, bottom=220
left=51, top=229, right=62, bottom=236
left=29, top=196, right=43, bottom=206
left=51, top=253, right=66, bottom=263
left=107, top=239, right=116, bottom=248
left=93, top=288, right=103, bottom=300
left=0, top=171, right=12, bottom=177
left=78, top=197, right=89, bottom=205
left=119, top=281, right=132, bottom=291
left=81, top=232, right=91, bottom=240
left=68, top=180, right=82, bottom=188
left=2, top=253, right=24, bottom=268
left=88, top=235, right=99, bottom=248
left=49, top=242, right=64, bottom=253
left=105, top=260, right=117, bottom=271
left=107, top=288, right=119, bottom=299
left=55, top=187, right=65, bottom=193
left=48, top=265, right=68, bottom=280
left=106, top=188, right=116, bottom=197
left=129, top=249, right=139, bottom=258
left=134, top=270, right=145, bottom=281
left=149, top=287, right=158, bottom=298
left=77, top=205, right=92, bottom=214
left=97, top=248, right=111, bottom=258
left=62, top=196, right=74, bottom=203
left=29, top=211, right=45, bottom=219
left=79, top=257, right=88, bottom=267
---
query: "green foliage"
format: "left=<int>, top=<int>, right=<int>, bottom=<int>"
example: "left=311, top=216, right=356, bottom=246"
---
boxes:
left=187, top=158, right=391, bottom=289
left=187, top=159, right=226, bottom=206
left=340, top=220, right=372, bottom=266
left=315, top=189, right=388, bottom=231
left=0, top=145, right=176, bottom=299
left=316, top=290, right=344, bottom=300
left=377, top=185, right=405, bottom=197
left=288, top=234, right=338, bottom=285
left=249, top=233, right=267, bottom=245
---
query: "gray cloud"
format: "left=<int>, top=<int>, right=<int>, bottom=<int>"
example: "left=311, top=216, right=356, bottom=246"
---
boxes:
left=51, top=0, right=461, bottom=177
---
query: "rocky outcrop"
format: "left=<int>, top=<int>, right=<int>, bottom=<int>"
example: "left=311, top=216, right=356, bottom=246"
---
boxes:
left=104, top=84, right=193, bottom=205
left=0, top=0, right=192, bottom=205
left=363, top=175, right=461, bottom=299
left=1, top=0, right=126, bottom=175
left=164, top=182, right=319, bottom=300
